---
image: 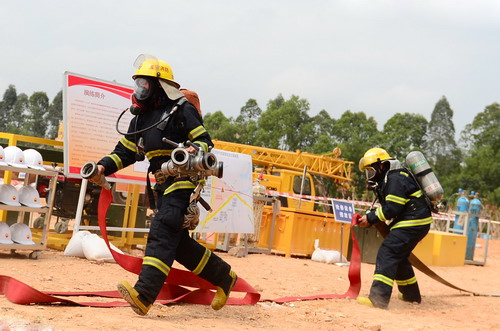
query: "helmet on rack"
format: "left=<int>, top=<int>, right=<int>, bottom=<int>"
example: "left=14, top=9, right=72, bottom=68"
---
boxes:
left=18, top=186, right=43, bottom=208
left=0, top=146, right=8, bottom=166
left=10, top=223, right=35, bottom=245
left=132, top=54, right=183, bottom=101
left=0, top=184, right=21, bottom=206
left=4, top=146, right=27, bottom=168
left=23, top=149, right=45, bottom=171
left=0, top=222, right=14, bottom=244
left=359, top=147, right=393, bottom=180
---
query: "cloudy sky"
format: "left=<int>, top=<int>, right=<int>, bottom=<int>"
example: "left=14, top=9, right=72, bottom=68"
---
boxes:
left=1, top=1, right=499, bottom=135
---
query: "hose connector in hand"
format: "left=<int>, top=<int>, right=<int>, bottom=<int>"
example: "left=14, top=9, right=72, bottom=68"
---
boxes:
left=81, top=161, right=111, bottom=190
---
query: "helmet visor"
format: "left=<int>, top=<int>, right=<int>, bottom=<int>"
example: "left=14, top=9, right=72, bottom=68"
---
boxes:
left=133, top=77, right=153, bottom=100
left=365, top=166, right=377, bottom=180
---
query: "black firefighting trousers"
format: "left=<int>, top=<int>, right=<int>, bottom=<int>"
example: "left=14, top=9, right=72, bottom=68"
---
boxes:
left=134, top=189, right=231, bottom=304
left=369, top=224, right=430, bottom=308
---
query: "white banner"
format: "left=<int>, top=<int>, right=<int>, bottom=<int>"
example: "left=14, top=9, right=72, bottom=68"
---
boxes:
left=197, top=149, right=254, bottom=234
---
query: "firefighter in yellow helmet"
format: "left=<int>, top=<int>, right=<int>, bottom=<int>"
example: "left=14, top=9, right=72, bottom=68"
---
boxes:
left=88, top=54, right=237, bottom=315
left=356, top=147, right=432, bottom=309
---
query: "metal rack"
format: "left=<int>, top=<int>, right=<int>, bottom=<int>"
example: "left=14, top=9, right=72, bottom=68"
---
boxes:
left=0, top=165, right=58, bottom=259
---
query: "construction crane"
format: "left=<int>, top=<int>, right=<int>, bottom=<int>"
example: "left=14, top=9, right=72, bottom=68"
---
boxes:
left=212, top=140, right=353, bottom=186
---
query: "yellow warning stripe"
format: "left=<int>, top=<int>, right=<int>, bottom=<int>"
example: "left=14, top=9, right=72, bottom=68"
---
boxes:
left=119, top=137, right=136, bottom=152
left=410, top=190, right=423, bottom=198
left=376, top=206, right=387, bottom=222
left=386, top=194, right=409, bottom=205
left=391, top=217, right=433, bottom=230
left=163, top=181, right=196, bottom=195
left=105, top=154, right=123, bottom=170
left=396, top=276, right=417, bottom=286
left=146, top=149, right=172, bottom=159
left=193, top=141, right=208, bottom=152
left=143, top=256, right=170, bottom=276
left=188, top=126, right=206, bottom=141
left=192, top=248, right=212, bottom=275
left=373, top=274, right=394, bottom=287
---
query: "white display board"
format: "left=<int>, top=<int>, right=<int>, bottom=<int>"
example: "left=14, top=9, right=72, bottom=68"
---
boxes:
left=197, top=149, right=254, bottom=234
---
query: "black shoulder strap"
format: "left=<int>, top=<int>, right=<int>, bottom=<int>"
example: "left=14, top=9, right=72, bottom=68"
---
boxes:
left=403, top=166, right=437, bottom=213
left=156, top=97, right=188, bottom=131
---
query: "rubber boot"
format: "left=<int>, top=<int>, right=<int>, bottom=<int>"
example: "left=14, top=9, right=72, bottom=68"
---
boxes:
left=117, top=280, right=152, bottom=316
left=211, top=270, right=238, bottom=310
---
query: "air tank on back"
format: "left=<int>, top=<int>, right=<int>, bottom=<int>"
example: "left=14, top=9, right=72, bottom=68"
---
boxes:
left=405, top=151, right=444, bottom=202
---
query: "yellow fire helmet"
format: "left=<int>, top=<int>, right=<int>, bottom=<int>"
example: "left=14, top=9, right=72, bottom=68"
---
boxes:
left=132, top=54, right=179, bottom=86
left=359, top=147, right=392, bottom=172
left=132, top=54, right=184, bottom=100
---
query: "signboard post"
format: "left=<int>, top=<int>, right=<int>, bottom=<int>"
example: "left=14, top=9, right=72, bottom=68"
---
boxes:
left=332, top=199, right=356, bottom=265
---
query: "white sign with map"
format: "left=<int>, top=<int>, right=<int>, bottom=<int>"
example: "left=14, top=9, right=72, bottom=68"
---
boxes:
left=197, top=149, right=254, bottom=234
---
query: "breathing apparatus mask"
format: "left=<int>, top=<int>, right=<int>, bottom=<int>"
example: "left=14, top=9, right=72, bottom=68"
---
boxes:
left=130, top=77, right=159, bottom=115
left=365, top=162, right=385, bottom=190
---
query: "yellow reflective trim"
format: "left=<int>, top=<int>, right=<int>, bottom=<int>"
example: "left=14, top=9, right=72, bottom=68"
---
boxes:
left=119, top=137, right=136, bottom=152
left=146, top=149, right=172, bottom=159
left=192, top=248, right=212, bottom=275
left=143, top=256, right=170, bottom=276
left=373, top=274, right=394, bottom=287
left=105, top=154, right=123, bottom=170
left=164, top=181, right=196, bottom=195
left=391, top=217, right=433, bottom=230
left=376, top=206, right=387, bottom=221
left=188, top=126, right=206, bottom=140
left=396, top=276, right=417, bottom=286
left=193, top=141, right=208, bottom=153
left=386, top=194, right=409, bottom=205
left=399, top=171, right=409, bottom=177
left=410, top=190, right=423, bottom=198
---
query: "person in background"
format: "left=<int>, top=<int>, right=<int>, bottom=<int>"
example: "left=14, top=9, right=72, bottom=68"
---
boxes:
left=356, top=147, right=432, bottom=309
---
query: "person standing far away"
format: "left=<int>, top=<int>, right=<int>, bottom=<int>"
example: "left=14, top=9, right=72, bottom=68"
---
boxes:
left=356, top=147, right=432, bottom=309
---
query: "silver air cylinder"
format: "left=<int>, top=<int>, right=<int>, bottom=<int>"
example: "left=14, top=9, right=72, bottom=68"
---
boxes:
left=405, top=151, right=444, bottom=202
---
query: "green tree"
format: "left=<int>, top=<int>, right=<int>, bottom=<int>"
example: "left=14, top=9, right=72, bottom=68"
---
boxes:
left=459, top=103, right=500, bottom=205
left=203, top=111, right=238, bottom=141
left=46, top=90, right=63, bottom=139
left=6, top=93, right=29, bottom=134
left=331, top=110, right=380, bottom=199
left=424, top=96, right=461, bottom=182
left=235, top=98, right=262, bottom=144
left=381, top=113, right=428, bottom=159
left=309, top=110, right=336, bottom=154
left=27, top=92, right=50, bottom=137
left=255, top=94, right=313, bottom=151
left=0, top=85, right=18, bottom=132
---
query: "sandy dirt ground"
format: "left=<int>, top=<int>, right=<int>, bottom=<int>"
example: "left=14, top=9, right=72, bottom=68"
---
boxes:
left=1, top=237, right=499, bottom=331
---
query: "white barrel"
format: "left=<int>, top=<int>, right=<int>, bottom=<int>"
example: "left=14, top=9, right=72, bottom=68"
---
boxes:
left=405, top=151, right=444, bottom=202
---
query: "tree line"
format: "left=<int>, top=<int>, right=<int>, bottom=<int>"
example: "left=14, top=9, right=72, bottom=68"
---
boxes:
left=0, top=85, right=498, bottom=213
left=202, top=94, right=499, bottom=213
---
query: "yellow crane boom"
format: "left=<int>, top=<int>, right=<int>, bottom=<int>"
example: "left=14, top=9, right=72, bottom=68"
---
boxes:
left=212, top=140, right=353, bottom=185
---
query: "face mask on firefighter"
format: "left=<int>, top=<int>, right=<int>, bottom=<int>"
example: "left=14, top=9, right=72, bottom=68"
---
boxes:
left=365, top=166, right=377, bottom=180
left=133, top=77, right=154, bottom=101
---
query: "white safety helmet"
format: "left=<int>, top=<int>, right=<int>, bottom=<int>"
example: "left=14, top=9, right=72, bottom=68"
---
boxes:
left=4, top=146, right=27, bottom=168
left=0, top=146, right=8, bottom=166
left=0, top=221, right=14, bottom=244
left=18, top=186, right=43, bottom=208
left=10, top=223, right=35, bottom=245
left=0, top=184, right=21, bottom=206
left=23, top=149, right=45, bottom=170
